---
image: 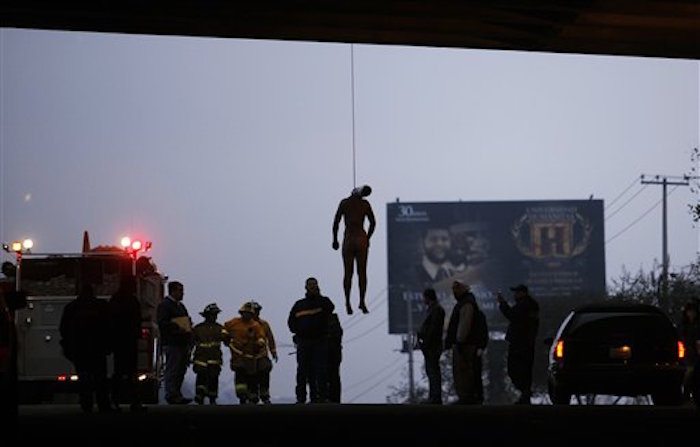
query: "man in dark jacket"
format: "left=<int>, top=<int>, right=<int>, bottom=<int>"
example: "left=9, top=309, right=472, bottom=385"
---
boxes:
left=59, top=283, right=113, bottom=413
left=327, top=312, right=343, bottom=403
left=1, top=261, right=26, bottom=423
left=157, top=280, right=193, bottom=404
left=109, top=276, right=146, bottom=412
left=417, top=288, right=445, bottom=404
left=288, top=277, right=335, bottom=403
left=497, top=284, right=540, bottom=405
left=444, top=280, right=481, bottom=404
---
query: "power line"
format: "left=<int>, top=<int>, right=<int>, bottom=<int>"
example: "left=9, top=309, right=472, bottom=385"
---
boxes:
left=605, top=176, right=643, bottom=210
left=340, top=286, right=387, bottom=332
left=347, top=361, right=406, bottom=403
left=343, top=355, right=405, bottom=392
left=605, top=184, right=648, bottom=221
left=606, top=185, right=679, bottom=244
left=639, top=174, right=691, bottom=308
left=344, top=318, right=387, bottom=344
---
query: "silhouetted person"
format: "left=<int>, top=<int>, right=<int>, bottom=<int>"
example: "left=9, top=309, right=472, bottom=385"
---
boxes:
left=497, top=284, right=540, bottom=405
left=59, top=283, right=113, bottom=413
left=332, top=185, right=376, bottom=315
left=679, top=300, right=700, bottom=403
left=250, top=301, right=277, bottom=404
left=288, top=277, right=335, bottom=403
left=109, top=276, right=146, bottom=412
left=157, top=281, right=193, bottom=404
left=1, top=261, right=25, bottom=425
left=417, top=288, right=445, bottom=404
left=224, top=302, right=266, bottom=404
left=444, top=280, right=480, bottom=404
left=192, top=303, right=229, bottom=405
left=327, top=312, right=343, bottom=403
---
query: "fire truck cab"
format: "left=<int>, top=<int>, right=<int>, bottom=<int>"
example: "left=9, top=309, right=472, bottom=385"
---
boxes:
left=13, top=234, right=166, bottom=404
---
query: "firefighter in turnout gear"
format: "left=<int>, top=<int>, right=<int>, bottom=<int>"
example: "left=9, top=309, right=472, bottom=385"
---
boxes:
left=191, top=303, right=230, bottom=405
left=224, top=302, right=266, bottom=404
left=250, top=301, right=277, bottom=404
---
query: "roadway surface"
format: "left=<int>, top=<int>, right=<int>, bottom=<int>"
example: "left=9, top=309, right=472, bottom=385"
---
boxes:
left=10, top=403, right=699, bottom=447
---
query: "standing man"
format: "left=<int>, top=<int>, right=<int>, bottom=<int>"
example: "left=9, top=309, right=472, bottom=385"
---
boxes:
left=224, top=302, right=266, bottom=404
left=59, top=283, right=113, bottom=413
left=191, top=303, right=229, bottom=405
left=109, top=276, right=146, bottom=412
left=327, top=312, right=343, bottom=403
left=416, top=288, right=445, bottom=404
left=250, top=301, right=277, bottom=404
left=288, top=277, right=335, bottom=403
left=678, top=300, right=699, bottom=403
left=332, top=185, right=376, bottom=315
left=157, top=281, right=193, bottom=405
left=497, top=284, right=540, bottom=405
left=0, top=261, right=26, bottom=423
left=444, top=280, right=480, bottom=405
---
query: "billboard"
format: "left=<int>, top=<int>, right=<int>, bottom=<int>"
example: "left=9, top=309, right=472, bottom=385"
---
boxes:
left=386, top=200, right=605, bottom=334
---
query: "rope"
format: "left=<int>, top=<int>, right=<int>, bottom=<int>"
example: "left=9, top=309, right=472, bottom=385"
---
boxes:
left=350, top=43, right=357, bottom=189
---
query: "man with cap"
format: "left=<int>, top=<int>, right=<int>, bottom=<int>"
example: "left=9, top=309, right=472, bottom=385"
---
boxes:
left=288, top=277, right=335, bottom=403
left=224, top=302, right=266, bottom=404
left=444, top=280, right=481, bottom=404
left=497, top=284, right=540, bottom=404
left=191, top=303, right=230, bottom=404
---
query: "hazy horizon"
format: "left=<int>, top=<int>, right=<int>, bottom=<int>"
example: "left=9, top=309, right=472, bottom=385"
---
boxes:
left=1, top=28, right=698, bottom=403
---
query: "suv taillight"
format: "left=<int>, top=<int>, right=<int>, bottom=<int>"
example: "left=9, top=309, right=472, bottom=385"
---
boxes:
left=678, top=341, right=686, bottom=359
left=555, top=340, right=564, bottom=359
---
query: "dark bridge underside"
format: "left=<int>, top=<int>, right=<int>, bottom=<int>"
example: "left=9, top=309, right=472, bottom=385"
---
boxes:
left=2, top=1, right=699, bottom=60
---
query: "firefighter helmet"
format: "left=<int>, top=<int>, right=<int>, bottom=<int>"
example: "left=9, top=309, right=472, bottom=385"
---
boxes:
left=250, top=301, right=262, bottom=312
left=200, top=303, right=222, bottom=316
left=238, top=301, right=256, bottom=314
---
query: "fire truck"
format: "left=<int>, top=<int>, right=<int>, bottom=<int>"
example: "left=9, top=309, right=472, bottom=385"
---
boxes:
left=9, top=232, right=166, bottom=404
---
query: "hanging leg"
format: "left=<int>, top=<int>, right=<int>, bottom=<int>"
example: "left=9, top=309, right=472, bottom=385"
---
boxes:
left=356, top=248, right=369, bottom=314
left=342, top=245, right=354, bottom=315
left=356, top=235, right=370, bottom=313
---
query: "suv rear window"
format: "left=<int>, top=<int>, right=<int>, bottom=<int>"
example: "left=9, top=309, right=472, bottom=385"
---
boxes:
left=566, top=312, right=676, bottom=340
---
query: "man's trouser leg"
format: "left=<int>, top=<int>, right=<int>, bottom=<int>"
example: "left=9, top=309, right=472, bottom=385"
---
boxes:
left=507, top=347, right=534, bottom=401
left=163, top=345, right=188, bottom=402
left=258, top=370, right=271, bottom=403
left=206, top=365, right=220, bottom=402
left=452, top=344, right=477, bottom=404
left=234, top=368, right=250, bottom=403
left=296, top=341, right=312, bottom=403
left=195, top=369, right=207, bottom=403
left=423, top=348, right=442, bottom=403
left=312, top=339, right=329, bottom=402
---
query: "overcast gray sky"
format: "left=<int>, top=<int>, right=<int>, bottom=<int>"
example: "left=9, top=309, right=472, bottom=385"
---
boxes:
left=1, top=28, right=698, bottom=403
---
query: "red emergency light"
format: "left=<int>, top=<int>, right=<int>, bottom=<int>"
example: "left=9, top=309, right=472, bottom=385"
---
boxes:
left=120, top=236, right=152, bottom=256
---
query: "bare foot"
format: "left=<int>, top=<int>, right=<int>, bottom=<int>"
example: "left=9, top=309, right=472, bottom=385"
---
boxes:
left=358, top=303, right=369, bottom=314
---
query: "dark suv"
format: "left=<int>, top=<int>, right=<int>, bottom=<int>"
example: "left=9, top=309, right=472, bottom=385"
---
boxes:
left=547, top=302, right=685, bottom=405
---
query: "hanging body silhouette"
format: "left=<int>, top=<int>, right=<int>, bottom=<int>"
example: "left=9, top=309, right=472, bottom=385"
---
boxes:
left=332, top=185, right=376, bottom=315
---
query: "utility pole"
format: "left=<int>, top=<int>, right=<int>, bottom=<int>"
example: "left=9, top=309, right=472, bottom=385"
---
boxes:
left=404, top=289, right=415, bottom=403
left=640, top=174, right=691, bottom=310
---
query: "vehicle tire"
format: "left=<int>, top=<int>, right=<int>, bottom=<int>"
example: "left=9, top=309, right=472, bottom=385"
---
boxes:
left=651, top=387, right=683, bottom=406
left=548, top=380, right=570, bottom=405
left=692, top=368, right=699, bottom=410
left=139, top=378, right=160, bottom=404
